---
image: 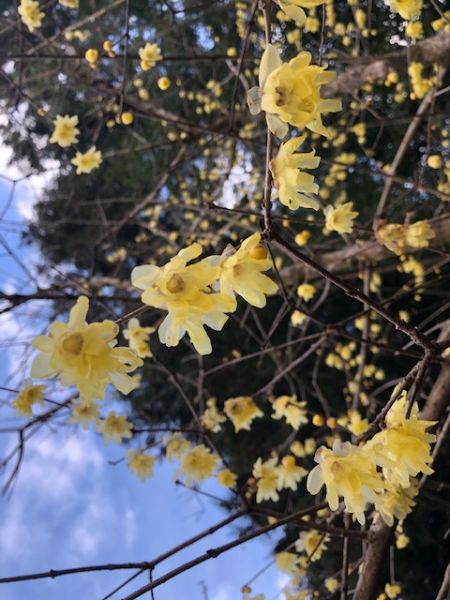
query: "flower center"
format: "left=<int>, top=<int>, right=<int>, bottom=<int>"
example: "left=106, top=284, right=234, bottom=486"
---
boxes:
left=166, top=273, right=186, bottom=294
left=62, top=332, right=84, bottom=356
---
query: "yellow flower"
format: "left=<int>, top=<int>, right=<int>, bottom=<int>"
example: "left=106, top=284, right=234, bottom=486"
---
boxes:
left=325, top=202, right=358, bottom=234
left=85, top=48, right=98, bottom=64
left=179, top=444, right=218, bottom=486
left=216, top=233, right=278, bottom=308
left=67, top=400, right=100, bottom=429
left=217, top=468, right=238, bottom=488
left=31, top=297, right=142, bottom=402
left=388, top=0, right=422, bottom=20
left=200, top=397, right=226, bottom=432
left=295, top=530, right=330, bottom=561
left=375, top=481, right=417, bottom=526
left=290, top=310, right=307, bottom=327
left=376, top=220, right=434, bottom=254
left=127, top=450, right=156, bottom=480
left=307, top=440, right=384, bottom=524
left=295, top=230, right=311, bottom=246
left=224, top=396, right=263, bottom=432
left=347, top=409, right=369, bottom=436
left=270, top=135, right=321, bottom=211
left=406, top=21, right=423, bottom=38
left=71, top=146, right=102, bottom=174
left=253, top=457, right=280, bottom=502
left=123, top=318, right=154, bottom=358
left=297, top=283, right=316, bottom=302
left=427, top=155, right=442, bottom=169
left=395, top=530, right=410, bottom=549
left=50, top=114, right=79, bottom=147
left=132, top=244, right=236, bottom=355
left=158, top=77, right=171, bottom=91
left=279, top=455, right=307, bottom=490
left=408, top=62, right=432, bottom=99
left=278, top=0, right=326, bottom=27
left=12, top=380, right=45, bottom=417
left=18, top=0, right=44, bottom=31
left=385, top=583, right=401, bottom=599
left=100, top=411, right=133, bottom=444
left=275, top=551, right=303, bottom=576
left=325, top=578, right=339, bottom=593
left=121, top=111, right=134, bottom=125
left=272, top=395, right=308, bottom=429
left=248, top=44, right=341, bottom=139
left=138, top=42, right=162, bottom=70
left=368, top=391, right=436, bottom=488
left=405, top=220, right=434, bottom=248
left=164, top=432, right=192, bottom=461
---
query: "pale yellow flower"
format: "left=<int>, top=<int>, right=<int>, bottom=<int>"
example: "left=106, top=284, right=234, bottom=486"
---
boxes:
left=100, top=411, right=133, bottom=444
left=272, top=395, right=308, bottom=429
left=375, top=481, right=417, bottom=526
left=50, top=114, right=80, bottom=147
left=200, top=397, right=226, bottom=432
left=277, top=0, right=326, bottom=27
left=388, top=0, right=422, bottom=20
left=123, top=318, right=154, bottom=358
left=279, top=455, right=307, bottom=490
left=164, top=432, right=192, bottom=461
left=12, top=380, right=45, bottom=417
left=31, top=297, right=142, bottom=402
left=253, top=457, right=280, bottom=502
left=127, top=450, right=156, bottom=480
left=139, top=43, right=162, bottom=70
left=297, top=283, right=316, bottom=302
left=71, top=146, right=102, bottom=174
left=270, top=135, right=321, bottom=210
left=68, top=400, right=100, bottom=429
left=216, top=233, right=278, bottom=308
left=179, top=444, right=218, bottom=486
left=224, top=396, right=263, bottom=432
left=217, top=468, right=238, bottom=488
left=325, top=202, right=358, bottom=234
left=295, top=530, right=330, bottom=561
left=18, top=0, right=44, bottom=32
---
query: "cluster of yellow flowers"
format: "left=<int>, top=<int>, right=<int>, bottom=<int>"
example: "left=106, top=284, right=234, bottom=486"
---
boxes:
left=307, top=392, right=436, bottom=525
left=408, top=62, right=434, bottom=99
left=49, top=115, right=103, bottom=174
left=18, top=0, right=44, bottom=32
left=131, top=232, right=277, bottom=355
left=253, top=454, right=307, bottom=502
left=375, top=219, right=435, bottom=254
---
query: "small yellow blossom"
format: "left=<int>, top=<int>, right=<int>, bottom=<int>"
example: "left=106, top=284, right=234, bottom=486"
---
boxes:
left=347, top=409, right=369, bottom=436
left=121, top=111, right=134, bottom=125
left=68, top=400, right=100, bottom=429
left=31, top=297, right=142, bottom=402
left=127, top=449, right=156, bottom=480
left=158, top=77, right=171, bottom=91
left=272, top=395, right=308, bottom=429
left=123, top=318, right=154, bottom=358
left=297, top=283, right=316, bottom=302
left=50, top=114, right=79, bottom=147
left=406, top=21, right=423, bottom=38
left=138, top=42, right=162, bottom=71
left=295, top=231, right=311, bottom=246
left=71, top=146, right=102, bottom=175
left=179, top=444, right=218, bottom=486
left=200, top=397, right=226, bottom=432
left=325, top=577, right=339, bottom=593
left=388, top=0, right=422, bottom=20
left=217, top=468, right=238, bottom=488
left=12, top=380, right=45, bottom=417
left=253, top=457, right=280, bottom=502
left=427, top=155, right=442, bottom=169
left=325, top=202, right=358, bottom=234
left=216, top=233, right=278, bottom=308
left=296, top=530, right=330, bottom=561
left=224, top=396, right=263, bottom=432
left=85, top=48, right=98, bottom=64
left=275, top=552, right=303, bottom=576
left=248, top=45, right=341, bottom=139
left=395, top=530, right=410, bottom=549
left=18, top=0, right=44, bottom=32
left=277, top=0, right=326, bottom=27
left=270, top=135, right=321, bottom=210
left=100, top=411, right=133, bottom=444
left=279, top=455, right=307, bottom=490
left=385, top=583, right=401, bottom=599
left=307, top=440, right=384, bottom=523
left=405, top=220, right=435, bottom=248
left=376, top=220, right=434, bottom=254
left=165, top=432, right=192, bottom=461
left=375, top=481, right=417, bottom=526
left=290, top=310, right=307, bottom=327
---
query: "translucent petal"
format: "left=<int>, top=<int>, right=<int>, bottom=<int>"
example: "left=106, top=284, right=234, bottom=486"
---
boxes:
left=259, top=44, right=282, bottom=88
left=68, top=296, right=89, bottom=328
left=266, top=114, right=289, bottom=139
left=306, top=465, right=324, bottom=494
left=31, top=352, right=54, bottom=379
left=280, top=2, right=306, bottom=26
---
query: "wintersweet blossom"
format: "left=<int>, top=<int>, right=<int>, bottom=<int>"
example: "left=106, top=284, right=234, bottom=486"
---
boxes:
left=18, top=0, right=44, bottom=32
left=179, top=444, right=218, bottom=486
left=307, top=440, right=384, bottom=523
left=275, top=552, right=303, bottom=576
left=224, top=396, right=263, bottom=432
left=279, top=455, right=307, bottom=490
left=248, top=44, right=341, bottom=138
left=295, top=530, right=330, bottom=561
left=253, top=457, right=280, bottom=502
left=375, top=481, right=417, bottom=526
left=164, top=432, right=192, bottom=461
left=277, top=0, right=327, bottom=27
left=325, top=202, right=359, bottom=234
left=272, top=395, right=308, bottom=429
left=131, top=244, right=235, bottom=355
left=200, top=397, right=226, bottom=432
left=270, top=135, right=321, bottom=210
left=388, top=0, right=422, bottom=20
left=367, top=392, right=436, bottom=487
left=138, top=43, right=162, bottom=71
left=216, top=233, right=278, bottom=308
left=50, top=114, right=80, bottom=147
left=123, top=318, right=154, bottom=358
left=127, top=450, right=156, bottom=480
left=68, top=400, right=100, bottom=429
left=71, top=146, right=102, bottom=174
left=297, top=283, right=316, bottom=302
left=100, top=411, right=133, bottom=444
left=12, top=380, right=45, bottom=417
left=217, top=468, right=238, bottom=488
left=31, top=297, right=142, bottom=401
left=376, top=220, right=434, bottom=254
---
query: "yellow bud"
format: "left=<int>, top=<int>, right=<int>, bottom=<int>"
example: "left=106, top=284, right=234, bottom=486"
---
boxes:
left=158, top=77, right=171, bottom=91
left=249, top=244, right=268, bottom=260
left=85, top=48, right=98, bottom=63
left=312, top=414, right=325, bottom=427
left=326, top=417, right=337, bottom=428
left=120, top=111, right=134, bottom=125
left=103, top=40, right=113, bottom=52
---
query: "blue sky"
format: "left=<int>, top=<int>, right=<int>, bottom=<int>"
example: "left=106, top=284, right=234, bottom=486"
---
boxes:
left=0, top=153, right=287, bottom=600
